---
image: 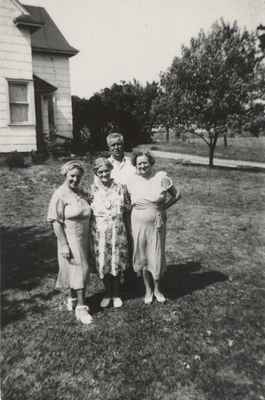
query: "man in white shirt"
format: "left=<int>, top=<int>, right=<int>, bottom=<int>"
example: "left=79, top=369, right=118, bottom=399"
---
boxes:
left=107, top=132, right=135, bottom=184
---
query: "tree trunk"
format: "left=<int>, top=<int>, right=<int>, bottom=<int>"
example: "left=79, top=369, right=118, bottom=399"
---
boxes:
left=208, top=143, right=216, bottom=168
left=223, top=133, right=228, bottom=147
left=174, top=125, right=181, bottom=139
left=166, top=127, right=170, bottom=142
left=208, top=133, right=219, bottom=168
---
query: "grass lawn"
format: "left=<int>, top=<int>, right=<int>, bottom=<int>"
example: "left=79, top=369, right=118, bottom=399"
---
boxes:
left=1, top=156, right=265, bottom=400
left=145, top=135, right=265, bottom=163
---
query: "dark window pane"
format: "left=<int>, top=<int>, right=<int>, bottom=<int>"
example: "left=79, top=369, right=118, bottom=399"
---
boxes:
left=10, top=104, right=28, bottom=123
left=9, top=82, right=27, bottom=102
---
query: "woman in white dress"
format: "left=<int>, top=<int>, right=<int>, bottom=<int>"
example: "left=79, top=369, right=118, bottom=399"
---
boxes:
left=127, top=151, right=181, bottom=304
left=47, top=160, right=93, bottom=324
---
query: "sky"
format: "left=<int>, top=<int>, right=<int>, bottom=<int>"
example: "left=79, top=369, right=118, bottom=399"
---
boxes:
left=24, top=0, right=265, bottom=99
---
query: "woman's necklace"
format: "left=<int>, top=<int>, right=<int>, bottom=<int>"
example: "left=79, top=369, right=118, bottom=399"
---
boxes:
left=100, top=181, right=114, bottom=210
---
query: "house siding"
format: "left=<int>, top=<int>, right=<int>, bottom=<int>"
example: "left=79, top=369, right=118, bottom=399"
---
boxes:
left=0, top=0, right=36, bottom=152
left=32, top=53, right=73, bottom=139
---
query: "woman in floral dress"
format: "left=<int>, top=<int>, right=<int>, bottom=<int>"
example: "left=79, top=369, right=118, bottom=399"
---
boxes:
left=91, top=157, right=130, bottom=308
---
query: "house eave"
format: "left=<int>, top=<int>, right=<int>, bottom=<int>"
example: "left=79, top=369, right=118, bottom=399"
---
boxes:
left=33, top=74, right=57, bottom=93
left=32, top=46, right=79, bottom=57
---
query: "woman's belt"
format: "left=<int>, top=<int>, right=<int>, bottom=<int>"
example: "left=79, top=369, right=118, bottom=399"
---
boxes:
left=133, top=201, right=165, bottom=229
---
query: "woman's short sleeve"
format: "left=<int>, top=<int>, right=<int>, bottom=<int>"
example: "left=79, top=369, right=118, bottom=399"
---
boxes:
left=159, top=171, right=173, bottom=191
left=47, top=192, right=65, bottom=224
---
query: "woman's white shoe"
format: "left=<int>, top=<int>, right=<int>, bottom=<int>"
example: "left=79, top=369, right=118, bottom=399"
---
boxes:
left=100, top=297, right=111, bottom=308
left=66, top=297, right=77, bottom=311
left=75, top=305, right=93, bottom=324
left=113, top=297, right=123, bottom=308
left=154, top=291, right=166, bottom=303
left=144, top=292, right=153, bottom=304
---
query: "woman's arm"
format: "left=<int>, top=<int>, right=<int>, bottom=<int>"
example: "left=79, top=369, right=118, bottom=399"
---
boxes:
left=164, top=185, right=181, bottom=210
left=52, top=221, right=71, bottom=259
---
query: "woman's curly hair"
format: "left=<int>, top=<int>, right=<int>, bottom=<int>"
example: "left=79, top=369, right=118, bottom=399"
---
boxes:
left=131, top=150, right=155, bottom=167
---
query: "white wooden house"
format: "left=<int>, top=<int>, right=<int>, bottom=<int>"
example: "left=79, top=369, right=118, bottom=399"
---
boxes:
left=0, top=0, right=78, bottom=152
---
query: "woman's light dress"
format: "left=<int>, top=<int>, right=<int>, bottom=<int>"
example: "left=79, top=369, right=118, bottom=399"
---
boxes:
left=127, top=171, right=173, bottom=280
left=91, top=179, right=130, bottom=279
left=47, top=184, right=92, bottom=289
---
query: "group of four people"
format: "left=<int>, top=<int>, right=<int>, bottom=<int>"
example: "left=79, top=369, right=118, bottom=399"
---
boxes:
left=47, top=133, right=181, bottom=324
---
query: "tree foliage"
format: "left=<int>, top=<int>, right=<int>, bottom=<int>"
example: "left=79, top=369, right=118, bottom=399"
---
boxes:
left=150, top=82, right=180, bottom=141
left=161, top=19, right=260, bottom=166
left=72, top=80, right=158, bottom=152
left=257, top=24, right=265, bottom=53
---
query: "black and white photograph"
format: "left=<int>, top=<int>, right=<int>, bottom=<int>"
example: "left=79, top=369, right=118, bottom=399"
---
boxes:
left=1, top=0, right=265, bottom=399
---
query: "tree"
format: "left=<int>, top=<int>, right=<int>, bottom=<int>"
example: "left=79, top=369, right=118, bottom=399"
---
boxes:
left=257, top=25, right=265, bottom=53
left=71, top=96, right=91, bottom=153
left=101, top=80, right=159, bottom=148
left=72, top=80, right=159, bottom=152
left=71, top=95, right=109, bottom=152
left=161, top=20, right=259, bottom=167
left=151, top=88, right=177, bottom=142
left=246, top=38, right=265, bottom=137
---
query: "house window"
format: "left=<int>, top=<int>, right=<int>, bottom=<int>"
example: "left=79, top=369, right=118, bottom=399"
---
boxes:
left=8, top=81, right=29, bottom=123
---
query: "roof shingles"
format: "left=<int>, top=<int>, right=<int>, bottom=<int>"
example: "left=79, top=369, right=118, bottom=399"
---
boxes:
left=22, top=4, right=79, bottom=57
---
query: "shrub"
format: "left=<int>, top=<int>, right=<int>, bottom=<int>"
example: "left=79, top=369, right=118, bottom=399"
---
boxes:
left=248, top=115, right=265, bottom=137
left=70, top=139, right=92, bottom=156
left=30, top=151, right=48, bottom=165
left=5, top=151, right=26, bottom=169
left=47, top=139, right=72, bottom=159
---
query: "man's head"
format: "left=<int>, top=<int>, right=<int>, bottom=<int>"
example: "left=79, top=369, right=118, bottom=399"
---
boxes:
left=106, top=132, right=124, bottom=161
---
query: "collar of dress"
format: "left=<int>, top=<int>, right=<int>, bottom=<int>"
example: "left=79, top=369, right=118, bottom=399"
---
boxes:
left=94, top=178, right=116, bottom=191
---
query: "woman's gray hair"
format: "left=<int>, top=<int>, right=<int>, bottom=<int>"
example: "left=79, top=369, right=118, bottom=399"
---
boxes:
left=93, top=157, right=113, bottom=174
left=61, top=160, right=84, bottom=176
left=106, top=132, right=124, bottom=146
left=131, top=150, right=155, bottom=167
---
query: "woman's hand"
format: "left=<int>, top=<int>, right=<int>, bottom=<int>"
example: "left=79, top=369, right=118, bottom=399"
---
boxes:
left=61, top=244, right=72, bottom=260
left=87, top=193, right=94, bottom=204
left=164, top=186, right=181, bottom=210
left=52, top=221, right=72, bottom=260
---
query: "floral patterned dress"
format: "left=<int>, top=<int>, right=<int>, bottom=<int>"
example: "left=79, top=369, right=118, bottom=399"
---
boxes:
left=91, top=179, right=130, bottom=279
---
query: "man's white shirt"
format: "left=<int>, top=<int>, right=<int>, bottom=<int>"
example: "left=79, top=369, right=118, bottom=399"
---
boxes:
left=109, top=155, right=136, bottom=185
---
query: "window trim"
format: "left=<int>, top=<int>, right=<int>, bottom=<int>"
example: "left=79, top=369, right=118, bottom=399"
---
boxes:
left=7, top=78, right=34, bottom=126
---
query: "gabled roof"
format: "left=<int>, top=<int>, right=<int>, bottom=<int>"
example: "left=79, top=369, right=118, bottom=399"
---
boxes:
left=22, top=4, right=79, bottom=57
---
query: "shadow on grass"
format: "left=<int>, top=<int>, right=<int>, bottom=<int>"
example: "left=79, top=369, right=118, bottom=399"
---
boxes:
left=1, top=225, right=60, bottom=327
left=1, top=290, right=59, bottom=327
left=86, top=292, right=104, bottom=315
left=163, top=262, right=228, bottom=299
left=1, top=225, right=57, bottom=291
left=118, top=261, right=228, bottom=303
left=2, top=224, right=228, bottom=321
